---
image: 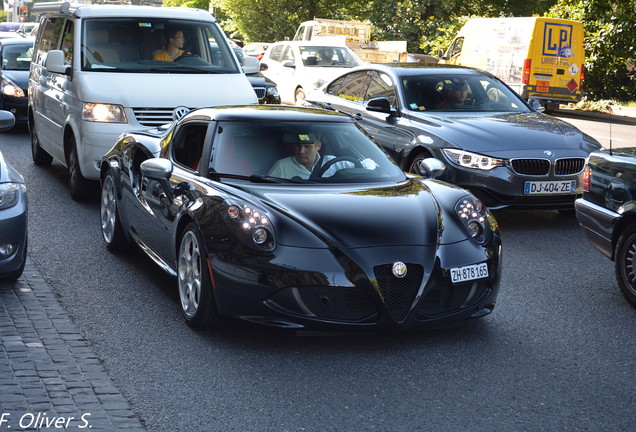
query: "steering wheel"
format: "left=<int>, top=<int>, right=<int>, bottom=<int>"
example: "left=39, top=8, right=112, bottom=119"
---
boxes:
left=174, top=52, right=198, bottom=62
left=312, top=156, right=362, bottom=178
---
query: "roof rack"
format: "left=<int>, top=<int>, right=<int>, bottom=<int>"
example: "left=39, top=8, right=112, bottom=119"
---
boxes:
left=31, top=1, right=73, bottom=15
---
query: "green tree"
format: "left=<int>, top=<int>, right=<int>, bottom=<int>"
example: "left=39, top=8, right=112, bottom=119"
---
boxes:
left=547, top=0, right=636, bottom=102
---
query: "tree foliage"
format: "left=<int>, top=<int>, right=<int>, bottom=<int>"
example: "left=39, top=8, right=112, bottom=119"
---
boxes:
left=546, top=0, right=636, bottom=102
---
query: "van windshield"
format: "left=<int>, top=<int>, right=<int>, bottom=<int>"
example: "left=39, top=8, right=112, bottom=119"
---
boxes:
left=81, top=18, right=240, bottom=74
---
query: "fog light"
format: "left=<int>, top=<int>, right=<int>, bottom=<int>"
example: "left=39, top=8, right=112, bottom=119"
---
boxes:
left=0, top=243, right=17, bottom=258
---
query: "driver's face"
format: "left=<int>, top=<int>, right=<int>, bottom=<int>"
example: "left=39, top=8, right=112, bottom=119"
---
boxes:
left=171, top=31, right=185, bottom=49
left=295, top=140, right=321, bottom=169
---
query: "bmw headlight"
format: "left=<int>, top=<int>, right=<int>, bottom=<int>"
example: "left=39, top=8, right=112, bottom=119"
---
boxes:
left=455, top=196, right=488, bottom=243
left=267, top=86, right=279, bottom=97
left=223, top=200, right=275, bottom=251
left=82, top=103, right=127, bottom=123
left=443, top=149, right=504, bottom=171
left=0, top=183, right=24, bottom=210
left=1, top=77, right=25, bottom=98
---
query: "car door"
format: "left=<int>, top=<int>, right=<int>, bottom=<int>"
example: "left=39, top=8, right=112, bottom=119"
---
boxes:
left=262, top=43, right=295, bottom=104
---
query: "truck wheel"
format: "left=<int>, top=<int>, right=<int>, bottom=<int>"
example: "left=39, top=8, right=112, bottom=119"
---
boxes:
left=614, top=223, right=636, bottom=308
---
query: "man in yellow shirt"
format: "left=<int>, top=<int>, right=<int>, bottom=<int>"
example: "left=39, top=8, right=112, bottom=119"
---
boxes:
left=153, top=29, right=188, bottom=61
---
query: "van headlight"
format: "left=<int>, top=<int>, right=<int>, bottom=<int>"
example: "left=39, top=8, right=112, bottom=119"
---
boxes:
left=82, top=103, right=127, bottom=123
left=443, top=149, right=504, bottom=170
left=1, top=77, right=24, bottom=97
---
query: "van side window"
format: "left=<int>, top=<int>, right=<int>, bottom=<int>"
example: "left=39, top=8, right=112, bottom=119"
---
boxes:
left=449, top=37, right=463, bottom=58
left=269, top=45, right=283, bottom=62
left=61, top=21, right=74, bottom=64
left=34, top=17, right=65, bottom=66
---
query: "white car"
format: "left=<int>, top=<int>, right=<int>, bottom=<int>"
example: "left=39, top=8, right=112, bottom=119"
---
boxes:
left=260, top=41, right=363, bottom=105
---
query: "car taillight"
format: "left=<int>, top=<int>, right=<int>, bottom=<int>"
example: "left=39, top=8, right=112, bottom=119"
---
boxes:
left=580, top=64, right=585, bottom=85
left=583, top=166, right=591, bottom=192
left=522, top=59, right=531, bottom=84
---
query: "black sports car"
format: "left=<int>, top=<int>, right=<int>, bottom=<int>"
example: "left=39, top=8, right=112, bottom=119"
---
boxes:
left=99, top=105, right=502, bottom=330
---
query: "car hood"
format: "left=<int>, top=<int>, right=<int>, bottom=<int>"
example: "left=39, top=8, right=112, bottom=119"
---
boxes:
left=77, top=72, right=257, bottom=106
left=245, top=179, right=443, bottom=248
left=1, top=69, right=29, bottom=90
left=408, top=111, right=601, bottom=156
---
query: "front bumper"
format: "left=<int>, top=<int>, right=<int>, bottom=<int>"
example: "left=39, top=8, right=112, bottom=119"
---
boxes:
left=0, top=191, right=28, bottom=276
left=209, top=239, right=502, bottom=331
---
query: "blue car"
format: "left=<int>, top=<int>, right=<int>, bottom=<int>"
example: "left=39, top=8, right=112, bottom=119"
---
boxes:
left=0, top=110, right=27, bottom=280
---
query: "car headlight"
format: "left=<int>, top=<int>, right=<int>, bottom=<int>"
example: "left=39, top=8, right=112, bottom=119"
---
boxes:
left=455, top=196, right=489, bottom=243
left=82, top=103, right=127, bottom=123
left=1, top=78, right=25, bottom=98
left=0, top=183, right=24, bottom=210
left=222, top=200, right=275, bottom=251
left=443, top=149, right=504, bottom=171
left=267, top=86, right=279, bottom=96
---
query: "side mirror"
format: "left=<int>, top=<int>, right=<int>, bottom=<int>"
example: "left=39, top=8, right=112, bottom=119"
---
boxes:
left=528, top=98, right=545, bottom=113
left=366, top=97, right=396, bottom=115
left=44, top=50, right=71, bottom=75
left=417, top=158, right=445, bottom=179
left=260, top=61, right=269, bottom=72
left=282, top=60, right=295, bottom=69
left=0, top=110, right=15, bottom=132
left=242, top=55, right=260, bottom=75
left=141, top=158, right=173, bottom=181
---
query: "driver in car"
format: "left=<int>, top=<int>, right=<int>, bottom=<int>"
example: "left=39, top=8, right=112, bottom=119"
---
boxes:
left=153, top=29, right=190, bottom=61
left=268, top=133, right=348, bottom=179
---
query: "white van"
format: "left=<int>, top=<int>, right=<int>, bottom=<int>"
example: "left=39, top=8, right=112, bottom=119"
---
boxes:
left=28, top=2, right=258, bottom=199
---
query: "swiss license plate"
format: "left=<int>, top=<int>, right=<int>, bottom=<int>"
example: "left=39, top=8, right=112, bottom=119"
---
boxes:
left=450, top=263, right=489, bottom=284
left=536, top=80, right=550, bottom=92
left=524, top=180, right=576, bottom=195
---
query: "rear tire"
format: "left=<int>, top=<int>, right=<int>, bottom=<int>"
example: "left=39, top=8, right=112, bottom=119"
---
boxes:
left=294, top=87, right=306, bottom=106
left=614, top=223, right=636, bottom=308
left=67, top=135, right=94, bottom=201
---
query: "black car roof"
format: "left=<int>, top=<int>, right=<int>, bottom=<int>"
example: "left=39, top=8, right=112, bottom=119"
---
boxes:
left=357, top=63, right=496, bottom=78
left=181, top=105, right=352, bottom=123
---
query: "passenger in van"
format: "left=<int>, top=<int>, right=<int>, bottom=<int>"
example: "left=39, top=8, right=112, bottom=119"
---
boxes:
left=153, top=29, right=190, bottom=61
left=435, top=78, right=469, bottom=109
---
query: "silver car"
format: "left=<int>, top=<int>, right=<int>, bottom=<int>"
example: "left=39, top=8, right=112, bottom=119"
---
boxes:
left=0, top=110, right=27, bottom=280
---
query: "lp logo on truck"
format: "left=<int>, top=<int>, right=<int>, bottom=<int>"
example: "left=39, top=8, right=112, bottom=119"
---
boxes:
left=542, top=23, right=573, bottom=57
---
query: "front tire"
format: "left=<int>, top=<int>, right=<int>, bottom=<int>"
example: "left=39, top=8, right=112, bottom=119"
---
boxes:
left=178, top=223, right=222, bottom=328
left=31, top=124, right=53, bottom=166
left=614, top=223, right=636, bottom=308
left=67, top=135, right=94, bottom=201
left=100, top=170, right=127, bottom=252
left=294, top=87, right=306, bottom=106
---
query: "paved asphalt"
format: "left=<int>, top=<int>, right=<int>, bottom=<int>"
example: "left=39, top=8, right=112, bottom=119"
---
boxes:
left=1, top=106, right=635, bottom=431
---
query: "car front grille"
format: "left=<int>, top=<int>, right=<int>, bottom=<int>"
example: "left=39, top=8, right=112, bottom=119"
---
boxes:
left=510, top=158, right=586, bottom=176
left=132, top=107, right=193, bottom=127
left=374, top=263, right=423, bottom=322
left=252, top=87, right=266, bottom=99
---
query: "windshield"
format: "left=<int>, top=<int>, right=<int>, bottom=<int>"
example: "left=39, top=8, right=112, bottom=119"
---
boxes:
left=1, top=43, right=33, bottom=71
left=299, top=46, right=361, bottom=67
left=81, top=18, right=240, bottom=73
left=209, top=121, right=406, bottom=184
left=402, top=73, right=530, bottom=113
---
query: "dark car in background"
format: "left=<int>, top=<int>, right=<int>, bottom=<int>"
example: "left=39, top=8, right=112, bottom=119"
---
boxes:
left=98, top=105, right=502, bottom=331
left=0, top=37, right=33, bottom=127
left=233, top=46, right=280, bottom=104
left=0, top=110, right=28, bottom=281
left=575, top=148, right=636, bottom=307
left=307, top=63, right=602, bottom=211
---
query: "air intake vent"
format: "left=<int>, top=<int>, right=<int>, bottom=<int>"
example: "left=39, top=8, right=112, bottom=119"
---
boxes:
left=374, top=263, right=423, bottom=322
left=555, top=158, right=585, bottom=175
left=510, top=159, right=550, bottom=175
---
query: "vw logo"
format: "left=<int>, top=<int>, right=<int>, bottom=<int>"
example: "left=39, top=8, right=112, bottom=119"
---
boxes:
left=392, top=262, right=407, bottom=278
left=544, top=150, right=554, bottom=157
left=173, top=106, right=190, bottom=121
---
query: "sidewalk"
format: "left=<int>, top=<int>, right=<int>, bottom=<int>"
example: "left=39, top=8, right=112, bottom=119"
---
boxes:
left=0, top=260, right=144, bottom=431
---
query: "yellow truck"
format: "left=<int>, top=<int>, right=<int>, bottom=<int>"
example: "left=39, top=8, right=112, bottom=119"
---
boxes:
left=439, top=17, right=585, bottom=110
left=293, top=18, right=408, bottom=63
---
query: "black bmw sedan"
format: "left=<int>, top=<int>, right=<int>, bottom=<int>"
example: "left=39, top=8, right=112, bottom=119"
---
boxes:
left=306, top=63, right=602, bottom=211
left=99, top=105, right=502, bottom=331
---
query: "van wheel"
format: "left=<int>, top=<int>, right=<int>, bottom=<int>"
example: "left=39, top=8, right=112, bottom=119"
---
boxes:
left=67, top=136, right=94, bottom=201
left=294, top=88, right=306, bottom=106
left=31, top=127, right=53, bottom=166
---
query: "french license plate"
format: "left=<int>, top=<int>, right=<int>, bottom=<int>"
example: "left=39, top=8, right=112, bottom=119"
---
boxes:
left=536, top=80, right=550, bottom=92
left=524, top=180, right=576, bottom=195
left=450, top=263, right=489, bottom=284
